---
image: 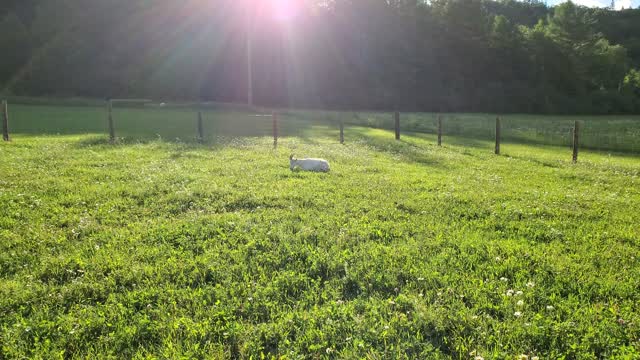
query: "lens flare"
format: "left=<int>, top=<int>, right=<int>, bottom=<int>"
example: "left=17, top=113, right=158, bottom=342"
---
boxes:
left=271, top=0, right=298, bottom=21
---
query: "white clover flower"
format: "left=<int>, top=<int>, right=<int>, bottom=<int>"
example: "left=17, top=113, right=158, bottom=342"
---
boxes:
left=517, top=300, right=524, bottom=307
left=514, top=311, right=522, bottom=317
left=418, top=277, right=425, bottom=281
left=495, top=256, right=501, bottom=261
left=419, top=293, right=424, bottom=297
left=384, top=325, right=389, bottom=330
left=500, top=277, right=508, bottom=282
left=531, top=357, right=539, bottom=360
left=475, top=356, right=484, bottom=360
left=506, top=289, right=515, bottom=296
left=518, top=355, right=528, bottom=360
left=546, top=305, right=554, bottom=311
left=516, top=291, right=523, bottom=296
left=526, top=282, right=535, bottom=288
left=325, top=347, right=334, bottom=354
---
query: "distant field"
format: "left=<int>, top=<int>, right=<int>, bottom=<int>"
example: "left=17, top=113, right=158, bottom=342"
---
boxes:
left=316, top=110, right=640, bottom=154
left=1, top=124, right=639, bottom=358
left=5, top=101, right=640, bottom=153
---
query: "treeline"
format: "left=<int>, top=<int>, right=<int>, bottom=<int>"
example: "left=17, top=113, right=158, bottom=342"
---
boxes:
left=1, top=0, right=640, bottom=114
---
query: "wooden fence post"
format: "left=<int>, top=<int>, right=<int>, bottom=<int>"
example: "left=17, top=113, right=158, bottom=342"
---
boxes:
left=339, top=119, right=344, bottom=144
left=495, top=116, right=501, bottom=155
left=437, top=115, right=442, bottom=146
left=2, top=100, right=9, bottom=142
left=394, top=112, right=400, bottom=140
left=197, top=111, right=204, bottom=142
left=572, top=120, right=580, bottom=163
left=107, top=100, right=115, bottom=142
left=273, top=112, right=278, bottom=148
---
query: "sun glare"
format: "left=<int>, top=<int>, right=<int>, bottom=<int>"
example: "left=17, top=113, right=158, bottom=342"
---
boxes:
left=270, top=0, right=298, bottom=22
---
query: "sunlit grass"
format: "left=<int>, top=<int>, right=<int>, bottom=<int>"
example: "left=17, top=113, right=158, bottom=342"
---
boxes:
left=1, top=124, right=639, bottom=358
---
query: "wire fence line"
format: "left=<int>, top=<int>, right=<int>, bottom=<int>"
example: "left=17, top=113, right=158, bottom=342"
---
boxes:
left=2, top=98, right=639, bottom=158
left=316, top=111, right=640, bottom=154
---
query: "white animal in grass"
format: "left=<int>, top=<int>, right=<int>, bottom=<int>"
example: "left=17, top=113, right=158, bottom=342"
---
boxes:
left=289, top=155, right=330, bottom=172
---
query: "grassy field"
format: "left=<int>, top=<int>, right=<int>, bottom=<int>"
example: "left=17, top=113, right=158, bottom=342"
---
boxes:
left=1, top=117, right=639, bottom=358
left=5, top=101, right=640, bottom=153
left=1, top=102, right=640, bottom=358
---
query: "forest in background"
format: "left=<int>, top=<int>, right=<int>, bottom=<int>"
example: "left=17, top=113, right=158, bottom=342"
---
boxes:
left=1, top=0, right=640, bottom=114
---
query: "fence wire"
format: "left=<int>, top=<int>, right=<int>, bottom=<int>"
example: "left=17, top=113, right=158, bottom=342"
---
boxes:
left=5, top=100, right=640, bottom=154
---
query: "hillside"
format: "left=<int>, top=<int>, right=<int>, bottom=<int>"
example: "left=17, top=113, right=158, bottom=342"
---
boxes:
left=1, top=0, right=640, bottom=113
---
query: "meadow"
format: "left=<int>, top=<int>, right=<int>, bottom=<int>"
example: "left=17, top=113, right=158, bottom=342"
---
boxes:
left=5, top=100, right=640, bottom=153
left=1, top=103, right=640, bottom=358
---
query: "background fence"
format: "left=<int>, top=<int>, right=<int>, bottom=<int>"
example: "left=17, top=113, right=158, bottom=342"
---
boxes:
left=307, top=110, right=640, bottom=154
left=2, top=97, right=640, bottom=157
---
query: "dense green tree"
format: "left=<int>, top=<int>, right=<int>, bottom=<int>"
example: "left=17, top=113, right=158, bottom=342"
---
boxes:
left=624, top=68, right=640, bottom=95
left=0, top=12, right=30, bottom=90
left=0, top=0, right=639, bottom=114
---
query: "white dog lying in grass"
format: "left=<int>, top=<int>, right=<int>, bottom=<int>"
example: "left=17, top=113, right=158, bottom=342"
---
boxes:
left=289, top=155, right=330, bottom=172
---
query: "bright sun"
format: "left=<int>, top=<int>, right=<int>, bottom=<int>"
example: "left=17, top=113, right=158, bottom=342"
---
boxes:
left=270, top=0, right=298, bottom=22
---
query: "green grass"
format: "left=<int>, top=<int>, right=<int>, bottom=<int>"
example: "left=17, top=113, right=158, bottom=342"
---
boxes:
left=334, top=111, right=640, bottom=153
left=6, top=104, right=301, bottom=140
left=1, top=123, right=639, bottom=359
left=6, top=102, right=640, bottom=153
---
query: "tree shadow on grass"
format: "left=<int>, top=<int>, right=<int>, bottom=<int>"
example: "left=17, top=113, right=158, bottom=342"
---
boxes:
left=293, top=125, right=345, bottom=146
left=501, top=153, right=564, bottom=168
left=346, top=127, right=447, bottom=169
left=71, top=130, right=340, bottom=154
left=405, top=130, right=495, bottom=151
left=72, top=134, right=261, bottom=149
left=74, top=135, right=115, bottom=147
left=68, top=127, right=490, bottom=171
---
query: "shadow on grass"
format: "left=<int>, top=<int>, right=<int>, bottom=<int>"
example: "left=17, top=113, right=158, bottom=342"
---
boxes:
left=346, top=127, right=447, bottom=168
left=501, top=141, right=640, bottom=169
left=502, top=153, right=564, bottom=168
left=69, top=121, right=346, bottom=150
left=296, top=125, right=344, bottom=145
left=71, top=134, right=256, bottom=153
left=70, top=127, right=449, bottom=170
left=405, top=131, right=495, bottom=151
left=72, top=134, right=206, bottom=148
